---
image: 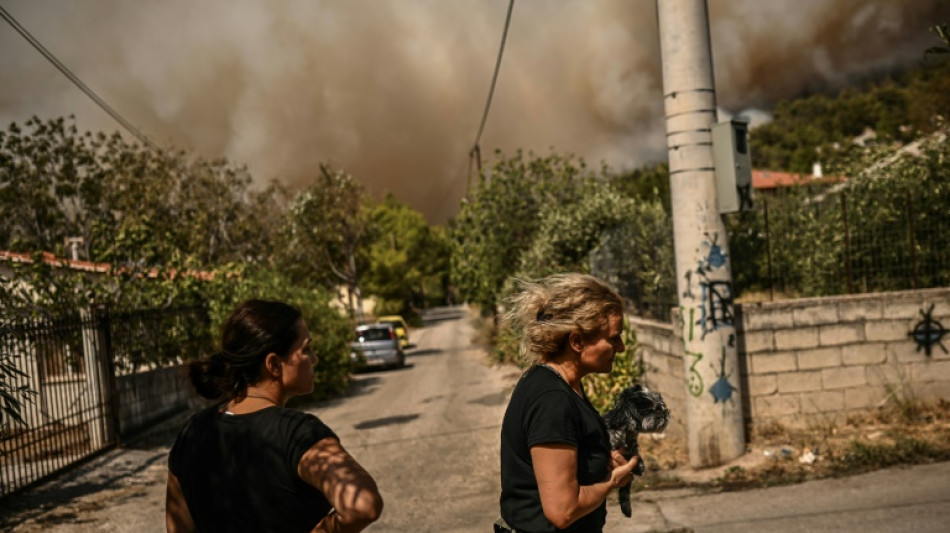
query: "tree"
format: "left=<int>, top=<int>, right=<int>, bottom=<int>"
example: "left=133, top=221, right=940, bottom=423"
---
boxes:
left=450, top=151, right=588, bottom=312
left=282, top=165, right=371, bottom=321
left=362, top=195, right=450, bottom=317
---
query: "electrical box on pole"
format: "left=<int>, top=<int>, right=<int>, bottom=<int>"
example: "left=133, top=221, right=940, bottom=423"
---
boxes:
left=712, top=119, right=753, bottom=213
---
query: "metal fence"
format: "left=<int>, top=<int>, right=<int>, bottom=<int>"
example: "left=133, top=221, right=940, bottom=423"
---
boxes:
left=730, top=187, right=950, bottom=301
left=0, top=305, right=210, bottom=499
left=591, top=181, right=950, bottom=323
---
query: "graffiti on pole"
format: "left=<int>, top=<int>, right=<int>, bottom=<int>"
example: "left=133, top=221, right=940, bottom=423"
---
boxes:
left=678, top=306, right=704, bottom=397
left=685, top=233, right=735, bottom=340
left=708, top=346, right=737, bottom=405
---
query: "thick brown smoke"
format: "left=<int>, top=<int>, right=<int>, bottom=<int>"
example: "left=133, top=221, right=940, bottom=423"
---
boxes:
left=1, top=0, right=947, bottom=222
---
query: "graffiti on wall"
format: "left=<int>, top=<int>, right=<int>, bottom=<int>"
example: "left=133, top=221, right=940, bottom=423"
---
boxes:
left=909, top=303, right=948, bottom=357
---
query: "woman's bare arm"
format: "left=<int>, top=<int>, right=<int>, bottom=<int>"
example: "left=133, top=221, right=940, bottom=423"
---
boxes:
left=165, top=472, right=196, bottom=533
left=531, top=443, right=637, bottom=529
left=298, top=437, right=383, bottom=533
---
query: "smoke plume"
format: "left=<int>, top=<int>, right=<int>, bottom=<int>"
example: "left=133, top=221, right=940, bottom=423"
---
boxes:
left=1, top=0, right=947, bottom=222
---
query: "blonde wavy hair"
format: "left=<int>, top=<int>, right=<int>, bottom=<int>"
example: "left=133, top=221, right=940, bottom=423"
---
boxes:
left=504, top=273, right=624, bottom=366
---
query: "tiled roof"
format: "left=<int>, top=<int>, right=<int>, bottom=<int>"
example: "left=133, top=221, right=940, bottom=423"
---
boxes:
left=752, top=170, right=846, bottom=189
left=0, top=250, right=215, bottom=280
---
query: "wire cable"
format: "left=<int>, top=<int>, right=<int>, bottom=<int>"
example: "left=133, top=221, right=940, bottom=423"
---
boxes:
left=436, top=0, right=515, bottom=215
left=473, top=0, right=515, bottom=152
left=0, top=5, right=157, bottom=149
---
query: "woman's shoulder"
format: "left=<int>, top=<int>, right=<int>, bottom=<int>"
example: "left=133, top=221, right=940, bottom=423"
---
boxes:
left=513, top=366, right=574, bottom=403
left=518, top=365, right=564, bottom=390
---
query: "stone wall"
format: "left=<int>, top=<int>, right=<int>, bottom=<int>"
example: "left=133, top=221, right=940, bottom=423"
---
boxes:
left=630, top=288, right=950, bottom=431
left=115, top=365, right=198, bottom=437
left=628, top=316, right=687, bottom=439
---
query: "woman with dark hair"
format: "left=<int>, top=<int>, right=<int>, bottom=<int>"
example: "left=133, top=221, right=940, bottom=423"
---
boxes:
left=166, top=299, right=383, bottom=533
left=497, top=274, right=638, bottom=533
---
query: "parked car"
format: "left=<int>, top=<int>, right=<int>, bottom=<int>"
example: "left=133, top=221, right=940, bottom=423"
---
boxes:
left=350, top=323, right=406, bottom=370
left=376, top=315, right=410, bottom=349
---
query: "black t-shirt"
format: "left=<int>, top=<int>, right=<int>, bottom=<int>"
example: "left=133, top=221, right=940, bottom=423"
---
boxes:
left=500, top=365, right=611, bottom=533
left=168, top=405, right=337, bottom=533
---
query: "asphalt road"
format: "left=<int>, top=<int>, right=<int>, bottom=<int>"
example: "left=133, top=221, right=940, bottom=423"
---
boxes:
left=2, top=305, right=949, bottom=533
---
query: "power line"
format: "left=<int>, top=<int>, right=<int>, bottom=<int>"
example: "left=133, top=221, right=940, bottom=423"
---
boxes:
left=436, top=0, right=516, bottom=215
left=0, top=5, right=157, bottom=149
left=473, top=0, right=515, bottom=152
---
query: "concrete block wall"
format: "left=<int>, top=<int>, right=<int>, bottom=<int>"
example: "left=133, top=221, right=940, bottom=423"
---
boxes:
left=628, top=315, right=687, bottom=440
left=115, top=365, right=195, bottom=436
left=629, top=288, right=950, bottom=431
left=737, top=288, right=950, bottom=428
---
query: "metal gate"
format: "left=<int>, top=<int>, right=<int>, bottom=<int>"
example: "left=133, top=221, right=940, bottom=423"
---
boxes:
left=0, top=305, right=210, bottom=499
left=0, top=307, right=117, bottom=498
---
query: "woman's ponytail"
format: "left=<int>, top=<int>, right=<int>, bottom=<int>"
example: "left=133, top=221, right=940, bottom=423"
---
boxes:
left=189, top=352, right=231, bottom=400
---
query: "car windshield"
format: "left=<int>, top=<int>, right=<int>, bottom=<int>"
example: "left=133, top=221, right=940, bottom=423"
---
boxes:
left=381, top=321, right=402, bottom=329
left=356, top=328, right=391, bottom=342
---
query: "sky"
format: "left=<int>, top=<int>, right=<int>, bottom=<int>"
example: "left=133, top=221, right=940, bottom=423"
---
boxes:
left=1, top=0, right=948, bottom=223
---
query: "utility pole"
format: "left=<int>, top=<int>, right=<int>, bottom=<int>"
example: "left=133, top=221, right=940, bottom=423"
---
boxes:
left=656, top=0, right=745, bottom=467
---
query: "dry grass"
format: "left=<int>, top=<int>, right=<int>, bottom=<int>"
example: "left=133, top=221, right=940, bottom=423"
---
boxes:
left=632, top=399, right=950, bottom=493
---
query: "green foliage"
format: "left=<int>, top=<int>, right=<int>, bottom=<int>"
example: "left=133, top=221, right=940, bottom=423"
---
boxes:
left=0, top=116, right=285, bottom=268
left=516, top=184, right=634, bottom=278
left=728, top=133, right=950, bottom=299
left=362, top=195, right=451, bottom=318
left=610, top=162, right=672, bottom=213
left=0, top=349, right=36, bottom=430
left=830, top=436, right=949, bottom=474
left=281, top=165, right=372, bottom=320
left=1, top=118, right=447, bottom=400
left=750, top=63, right=950, bottom=173
left=450, top=150, right=591, bottom=312
left=591, top=198, right=676, bottom=321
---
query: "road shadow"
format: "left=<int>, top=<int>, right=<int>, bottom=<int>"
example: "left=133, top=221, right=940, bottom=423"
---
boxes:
left=407, top=348, right=442, bottom=357
left=311, top=375, right=384, bottom=409
left=468, top=391, right=508, bottom=407
left=0, top=446, right=169, bottom=530
left=352, top=413, right=421, bottom=430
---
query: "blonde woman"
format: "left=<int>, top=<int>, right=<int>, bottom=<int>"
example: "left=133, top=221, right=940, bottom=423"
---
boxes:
left=497, top=274, right=637, bottom=533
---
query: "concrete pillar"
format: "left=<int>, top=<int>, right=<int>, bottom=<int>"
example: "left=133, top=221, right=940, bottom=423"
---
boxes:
left=656, top=0, right=745, bottom=467
left=81, top=306, right=116, bottom=449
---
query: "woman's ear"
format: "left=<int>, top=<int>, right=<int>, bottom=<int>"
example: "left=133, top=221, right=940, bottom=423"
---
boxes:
left=568, top=331, right=584, bottom=353
left=263, top=352, right=282, bottom=378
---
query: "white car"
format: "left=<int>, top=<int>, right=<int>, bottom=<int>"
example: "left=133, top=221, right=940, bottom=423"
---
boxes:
left=350, top=324, right=406, bottom=370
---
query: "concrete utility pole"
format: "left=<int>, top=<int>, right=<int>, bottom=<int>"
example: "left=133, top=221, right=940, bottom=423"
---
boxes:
left=656, top=0, right=745, bottom=467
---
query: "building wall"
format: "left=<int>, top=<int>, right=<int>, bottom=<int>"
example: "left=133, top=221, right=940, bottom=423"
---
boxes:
left=630, top=288, right=950, bottom=431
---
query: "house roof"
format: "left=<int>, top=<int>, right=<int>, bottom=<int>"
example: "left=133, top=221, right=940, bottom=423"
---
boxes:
left=752, top=169, right=847, bottom=190
left=0, top=251, right=215, bottom=280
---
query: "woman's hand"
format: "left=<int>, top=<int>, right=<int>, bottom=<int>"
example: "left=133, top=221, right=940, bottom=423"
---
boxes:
left=608, top=454, right=639, bottom=489
left=610, top=449, right=628, bottom=469
left=531, top=443, right=638, bottom=529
